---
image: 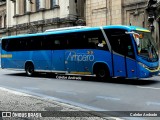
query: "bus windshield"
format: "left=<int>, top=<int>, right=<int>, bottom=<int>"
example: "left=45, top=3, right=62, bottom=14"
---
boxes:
left=134, top=31, right=158, bottom=62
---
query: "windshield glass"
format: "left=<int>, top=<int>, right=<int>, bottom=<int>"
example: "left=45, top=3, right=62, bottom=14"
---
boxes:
left=133, top=31, right=158, bottom=62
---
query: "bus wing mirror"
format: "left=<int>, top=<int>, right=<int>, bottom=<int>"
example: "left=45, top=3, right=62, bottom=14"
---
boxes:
left=125, top=31, right=135, bottom=34
left=125, top=32, right=140, bottom=36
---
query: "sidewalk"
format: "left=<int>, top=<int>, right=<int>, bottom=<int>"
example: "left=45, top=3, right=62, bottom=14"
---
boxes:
left=0, top=87, right=122, bottom=120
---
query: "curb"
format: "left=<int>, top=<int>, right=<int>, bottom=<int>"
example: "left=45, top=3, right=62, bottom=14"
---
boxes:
left=0, top=87, right=124, bottom=120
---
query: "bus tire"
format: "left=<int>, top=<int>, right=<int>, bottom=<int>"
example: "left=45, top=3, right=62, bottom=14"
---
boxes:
left=94, top=64, right=110, bottom=81
left=25, top=62, right=34, bottom=77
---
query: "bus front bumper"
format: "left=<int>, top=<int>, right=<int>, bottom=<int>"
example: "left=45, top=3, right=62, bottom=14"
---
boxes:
left=138, top=64, right=159, bottom=78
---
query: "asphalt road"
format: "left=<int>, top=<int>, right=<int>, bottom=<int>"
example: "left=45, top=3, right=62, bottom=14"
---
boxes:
left=0, top=85, right=116, bottom=120
left=0, top=69, right=160, bottom=119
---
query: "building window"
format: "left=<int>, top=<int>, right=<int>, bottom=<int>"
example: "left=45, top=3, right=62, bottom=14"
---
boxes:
left=51, top=0, right=58, bottom=8
left=36, top=0, right=40, bottom=11
left=4, top=15, right=6, bottom=28
left=14, top=2, right=16, bottom=16
left=24, top=0, right=27, bottom=14
left=0, top=16, right=2, bottom=28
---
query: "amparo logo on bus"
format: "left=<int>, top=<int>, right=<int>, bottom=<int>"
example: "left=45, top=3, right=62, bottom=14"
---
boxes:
left=66, top=51, right=94, bottom=62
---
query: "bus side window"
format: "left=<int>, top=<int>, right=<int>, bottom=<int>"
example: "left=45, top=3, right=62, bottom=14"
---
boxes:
left=97, top=38, right=107, bottom=50
left=78, top=30, right=109, bottom=50
left=54, top=39, right=61, bottom=49
left=2, top=39, right=9, bottom=51
left=44, top=35, right=57, bottom=50
left=66, top=34, right=81, bottom=49
left=54, top=40, right=60, bottom=45
left=88, top=38, right=96, bottom=49
left=8, top=39, right=20, bottom=51
left=19, top=39, right=27, bottom=50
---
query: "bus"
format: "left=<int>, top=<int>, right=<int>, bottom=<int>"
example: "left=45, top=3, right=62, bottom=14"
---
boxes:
left=1, top=25, right=159, bottom=80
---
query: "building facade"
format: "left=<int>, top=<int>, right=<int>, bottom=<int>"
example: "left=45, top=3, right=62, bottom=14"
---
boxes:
left=86, top=0, right=148, bottom=27
left=155, top=0, right=160, bottom=46
left=1, top=0, right=160, bottom=48
left=0, top=1, right=6, bottom=37
left=6, top=0, right=85, bottom=35
left=86, top=0, right=123, bottom=26
left=86, top=0, right=160, bottom=48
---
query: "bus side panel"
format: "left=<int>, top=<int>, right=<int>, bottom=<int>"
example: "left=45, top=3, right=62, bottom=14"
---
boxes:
left=1, top=50, right=15, bottom=69
left=65, top=49, right=94, bottom=74
left=65, top=49, right=80, bottom=73
left=29, top=50, right=52, bottom=71
left=1, top=50, right=52, bottom=71
left=65, top=49, right=113, bottom=76
left=92, top=50, right=113, bottom=76
left=113, top=53, right=127, bottom=77
left=52, top=50, right=65, bottom=71
left=126, top=58, right=137, bottom=78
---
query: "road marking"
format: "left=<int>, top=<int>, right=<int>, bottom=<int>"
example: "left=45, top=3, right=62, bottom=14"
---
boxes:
left=25, top=77, right=41, bottom=80
left=56, top=90, right=77, bottom=95
left=23, top=87, right=39, bottom=90
left=0, top=87, right=31, bottom=97
left=96, top=96, right=121, bottom=101
left=137, top=86, right=160, bottom=90
left=146, top=102, right=160, bottom=106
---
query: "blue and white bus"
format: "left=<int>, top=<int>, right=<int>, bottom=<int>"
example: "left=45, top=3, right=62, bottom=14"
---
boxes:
left=1, top=25, right=159, bottom=80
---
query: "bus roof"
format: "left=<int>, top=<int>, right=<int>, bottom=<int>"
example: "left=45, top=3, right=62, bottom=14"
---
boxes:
left=2, top=25, right=150, bottom=39
left=103, top=25, right=150, bottom=32
left=45, top=26, right=90, bottom=32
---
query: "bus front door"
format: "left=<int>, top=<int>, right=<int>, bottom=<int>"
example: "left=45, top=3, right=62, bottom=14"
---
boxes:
left=112, top=53, right=126, bottom=77
left=110, top=34, right=137, bottom=78
left=112, top=53, right=137, bottom=78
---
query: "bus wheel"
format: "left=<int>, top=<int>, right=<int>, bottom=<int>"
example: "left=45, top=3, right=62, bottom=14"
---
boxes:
left=25, top=63, right=34, bottom=77
left=94, top=65, right=110, bottom=81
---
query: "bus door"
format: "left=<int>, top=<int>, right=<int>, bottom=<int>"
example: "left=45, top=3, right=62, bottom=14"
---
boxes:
left=107, top=30, right=137, bottom=78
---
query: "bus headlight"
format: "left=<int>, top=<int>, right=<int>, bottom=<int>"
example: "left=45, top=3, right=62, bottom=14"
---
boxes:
left=138, top=62, right=159, bottom=72
left=138, top=62, right=149, bottom=69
